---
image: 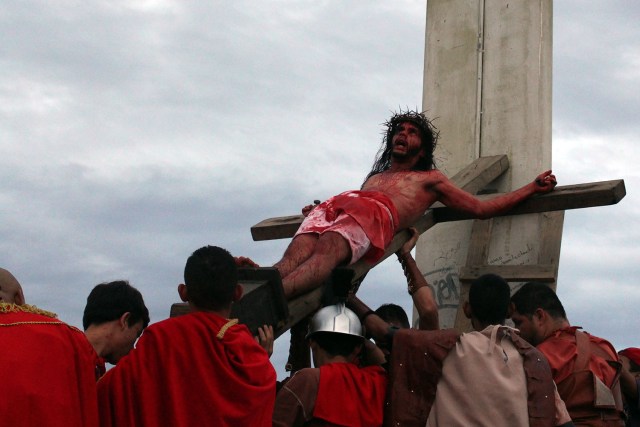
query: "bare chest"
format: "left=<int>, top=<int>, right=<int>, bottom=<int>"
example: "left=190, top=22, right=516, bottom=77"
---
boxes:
left=362, top=171, right=440, bottom=226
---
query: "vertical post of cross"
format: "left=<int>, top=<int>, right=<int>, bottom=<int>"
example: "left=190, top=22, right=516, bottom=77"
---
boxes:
left=418, top=1, right=557, bottom=331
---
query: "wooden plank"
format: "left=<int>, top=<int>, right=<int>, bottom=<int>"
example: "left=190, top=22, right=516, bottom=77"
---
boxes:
left=433, top=179, right=626, bottom=223
left=459, top=264, right=558, bottom=282
left=453, top=219, right=493, bottom=333
left=537, top=211, right=565, bottom=291
left=250, top=215, right=305, bottom=242
left=280, top=287, right=324, bottom=336
left=448, top=154, right=510, bottom=195
left=466, top=219, right=493, bottom=265
left=250, top=155, right=509, bottom=241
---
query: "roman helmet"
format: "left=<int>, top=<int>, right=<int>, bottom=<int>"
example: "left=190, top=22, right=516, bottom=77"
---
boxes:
left=306, top=303, right=363, bottom=339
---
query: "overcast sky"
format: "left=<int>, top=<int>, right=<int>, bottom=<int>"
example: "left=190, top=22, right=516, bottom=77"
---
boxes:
left=2, top=1, right=638, bottom=379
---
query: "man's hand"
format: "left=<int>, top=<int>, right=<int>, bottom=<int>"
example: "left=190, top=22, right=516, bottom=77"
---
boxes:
left=234, top=256, right=260, bottom=268
left=397, top=227, right=420, bottom=256
left=533, top=170, right=557, bottom=193
left=255, top=324, right=274, bottom=357
left=301, top=200, right=321, bottom=217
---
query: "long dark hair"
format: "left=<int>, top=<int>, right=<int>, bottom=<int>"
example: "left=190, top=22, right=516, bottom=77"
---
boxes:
left=364, top=109, right=439, bottom=184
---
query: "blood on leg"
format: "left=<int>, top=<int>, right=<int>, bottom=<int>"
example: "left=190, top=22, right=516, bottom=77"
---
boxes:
left=281, top=232, right=351, bottom=298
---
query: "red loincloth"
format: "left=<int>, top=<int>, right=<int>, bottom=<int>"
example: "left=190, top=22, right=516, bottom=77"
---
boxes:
left=298, top=190, right=399, bottom=264
left=0, top=303, right=100, bottom=427
left=97, top=311, right=276, bottom=427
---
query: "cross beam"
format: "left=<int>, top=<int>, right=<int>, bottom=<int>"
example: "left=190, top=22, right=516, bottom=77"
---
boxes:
left=171, top=156, right=626, bottom=339
left=251, top=179, right=626, bottom=242
left=249, top=159, right=625, bottom=336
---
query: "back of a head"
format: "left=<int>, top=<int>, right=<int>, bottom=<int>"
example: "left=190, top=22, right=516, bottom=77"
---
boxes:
left=83, top=280, right=150, bottom=330
left=184, top=246, right=238, bottom=311
left=469, top=274, right=510, bottom=325
left=619, top=348, right=640, bottom=373
left=375, top=303, right=410, bottom=329
left=307, top=304, right=364, bottom=357
left=511, top=282, right=567, bottom=320
left=0, top=267, right=25, bottom=305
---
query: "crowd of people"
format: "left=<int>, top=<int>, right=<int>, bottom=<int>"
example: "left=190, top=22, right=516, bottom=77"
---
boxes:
left=2, top=111, right=637, bottom=426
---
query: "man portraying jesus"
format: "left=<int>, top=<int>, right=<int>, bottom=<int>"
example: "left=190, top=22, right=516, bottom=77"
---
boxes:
left=273, top=110, right=557, bottom=299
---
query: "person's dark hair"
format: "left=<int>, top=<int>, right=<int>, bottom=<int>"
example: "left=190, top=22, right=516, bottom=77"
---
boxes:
left=468, top=274, right=510, bottom=325
left=628, top=358, right=640, bottom=373
left=183, top=245, right=238, bottom=311
left=375, top=303, right=410, bottom=329
left=511, top=282, right=567, bottom=320
left=310, top=331, right=363, bottom=357
left=364, top=109, right=439, bottom=183
left=83, top=280, right=150, bottom=330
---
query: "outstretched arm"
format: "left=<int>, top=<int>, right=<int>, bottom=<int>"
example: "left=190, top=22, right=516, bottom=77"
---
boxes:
left=396, top=227, right=439, bottom=330
left=347, top=295, right=391, bottom=346
left=434, top=170, right=557, bottom=219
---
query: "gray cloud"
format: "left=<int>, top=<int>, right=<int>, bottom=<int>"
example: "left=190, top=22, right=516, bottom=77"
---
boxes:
left=1, top=1, right=638, bottom=379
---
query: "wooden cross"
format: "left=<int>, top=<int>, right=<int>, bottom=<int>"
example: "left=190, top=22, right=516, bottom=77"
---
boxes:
left=194, top=154, right=624, bottom=338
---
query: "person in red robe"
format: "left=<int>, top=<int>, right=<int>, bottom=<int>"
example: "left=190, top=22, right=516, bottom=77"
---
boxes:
left=0, top=267, right=100, bottom=427
left=512, top=282, right=625, bottom=426
left=273, top=303, right=387, bottom=427
left=97, top=246, right=276, bottom=427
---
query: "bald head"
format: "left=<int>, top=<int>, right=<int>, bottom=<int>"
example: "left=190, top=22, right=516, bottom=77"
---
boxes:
left=0, top=268, right=25, bottom=305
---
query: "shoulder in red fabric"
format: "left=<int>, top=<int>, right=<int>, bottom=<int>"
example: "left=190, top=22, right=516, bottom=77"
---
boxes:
left=98, top=311, right=276, bottom=427
left=314, top=362, right=387, bottom=427
left=0, top=303, right=100, bottom=427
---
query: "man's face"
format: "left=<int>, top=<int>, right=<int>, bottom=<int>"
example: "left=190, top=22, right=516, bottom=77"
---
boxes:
left=106, top=319, right=145, bottom=365
left=510, top=310, right=541, bottom=345
left=391, top=121, right=423, bottom=160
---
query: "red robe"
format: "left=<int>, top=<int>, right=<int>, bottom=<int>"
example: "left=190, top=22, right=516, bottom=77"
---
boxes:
left=0, top=303, right=100, bottom=427
left=314, top=363, right=387, bottom=427
left=97, top=311, right=276, bottom=427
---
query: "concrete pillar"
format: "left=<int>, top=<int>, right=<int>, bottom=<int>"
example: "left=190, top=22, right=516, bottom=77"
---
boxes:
left=418, top=0, right=553, bottom=328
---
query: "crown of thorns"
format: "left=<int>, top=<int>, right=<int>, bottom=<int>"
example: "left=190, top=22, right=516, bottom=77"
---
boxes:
left=384, top=109, right=438, bottom=144
left=384, top=110, right=437, bottom=134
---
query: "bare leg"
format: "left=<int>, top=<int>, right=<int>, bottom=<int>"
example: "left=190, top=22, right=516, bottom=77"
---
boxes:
left=281, top=231, right=351, bottom=299
left=273, top=233, right=318, bottom=279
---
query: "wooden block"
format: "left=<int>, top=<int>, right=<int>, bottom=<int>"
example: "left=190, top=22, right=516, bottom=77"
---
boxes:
left=251, top=215, right=304, bottom=242
left=170, top=302, right=189, bottom=317
left=169, top=268, right=289, bottom=338
left=230, top=268, right=289, bottom=336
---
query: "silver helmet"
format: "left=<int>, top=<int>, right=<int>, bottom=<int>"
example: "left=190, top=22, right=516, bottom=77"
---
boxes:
left=306, top=303, right=363, bottom=339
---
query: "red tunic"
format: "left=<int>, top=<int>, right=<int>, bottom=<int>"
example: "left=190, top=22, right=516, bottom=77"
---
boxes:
left=0, top=303, right=100, bottom=427
left=314, top=363, right=387, bottom=427
left=538, top=326, right=624, bottom=425
left=97, top=311, right=276, bottom=427
left=273, top=363, right=387, bottom=427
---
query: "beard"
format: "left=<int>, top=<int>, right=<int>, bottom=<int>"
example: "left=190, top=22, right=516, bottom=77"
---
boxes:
left=391, top=145, right=423, bottom=160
